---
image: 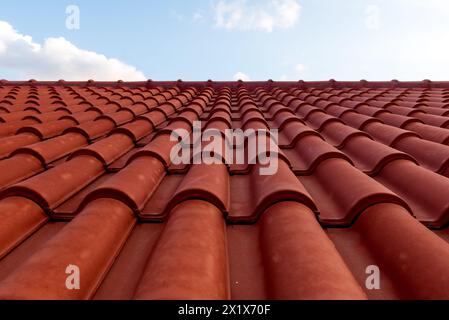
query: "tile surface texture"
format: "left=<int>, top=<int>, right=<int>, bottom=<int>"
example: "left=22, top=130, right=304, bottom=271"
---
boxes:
left=0, top=79, right=449, bottom=299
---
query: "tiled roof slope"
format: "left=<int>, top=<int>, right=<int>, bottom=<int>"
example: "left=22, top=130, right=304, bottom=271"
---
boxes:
left=1, top=79, right=449, bottom=299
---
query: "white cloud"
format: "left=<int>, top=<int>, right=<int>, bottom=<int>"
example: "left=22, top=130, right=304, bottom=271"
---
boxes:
left=0, top=21, right=146, bottom=80
left=233, top=71, right=250, bottom=81
left=193, top=11, right=205, bottom=22
left=214, top=0, right=301, bottom=32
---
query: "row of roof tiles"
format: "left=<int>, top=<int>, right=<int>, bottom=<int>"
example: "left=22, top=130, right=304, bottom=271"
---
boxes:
left=0, top=82, right=449, bottom=299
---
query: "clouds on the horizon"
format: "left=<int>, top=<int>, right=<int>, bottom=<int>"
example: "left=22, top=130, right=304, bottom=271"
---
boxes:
left=213, top=0, right=301, bottom=32
left=0, top=20, right=146, bottom=80
left=233, top=71, right=250, bottom=80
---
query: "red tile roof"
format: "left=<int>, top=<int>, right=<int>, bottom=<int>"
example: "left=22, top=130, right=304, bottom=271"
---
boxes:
left=1, top=79, right=449, bottom=299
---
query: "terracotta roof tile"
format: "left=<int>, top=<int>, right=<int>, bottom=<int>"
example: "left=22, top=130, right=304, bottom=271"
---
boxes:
left=1, top=80, right=449, bottom=300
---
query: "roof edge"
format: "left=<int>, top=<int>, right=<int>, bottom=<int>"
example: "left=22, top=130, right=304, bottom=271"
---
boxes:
left=0, top=79, right=446, bottom=90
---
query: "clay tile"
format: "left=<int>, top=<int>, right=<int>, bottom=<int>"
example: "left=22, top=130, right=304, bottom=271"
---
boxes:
left=305, top=112, right=344, bottom=131
left=205, top=112, right=232, bottom=131
left=111, top=119, right=154, bottom=142
left=0, top=110, right=39, bottom=123
left=354, top=203, right=449, bottom=299
left=181, top=104, right=205, bottom=119
left=320, top=121, right=370, bottom=149
left=96, top=110, right=134, bottom=126
left=59, top=111, right=99, bottom=124
left=0, top=197, right=135, bottom=299
left=393, top=135, right=449, bottom=173
left=128, top=133, right=180, bottom=168
left=422, top=79, right=432, bottom=89
left=228, top=160, right=316, bottom=223
left=63, top=119, right=115, bottom=141
left=425, top=101, right=449, bottom=109
left=413, top=113, right=449, bottom=128
left=0, top=196, right=48, bottom=259
left=376, top=159, right=449, bottom=228
left=269, top=105, right=295, bottom=121
left=403, top=122, right=449, bottom=144
left=165, top=163, right=229, bottom=214
left=259, top=201, right=366, bottom=299
left=145, top=79, right=154, bottom=88
left=376, top=113, right=423, bottom=128
left=138, top=109, right=167, bottom=126
left=295, top=105, right=324, bottom=120
left=158, top=104, right=176, bottom=117
left=356, top=105, right=391, bottom=117
left=17, top=119, right=76, bottom=140
left=0, top=131, right=42, bottom=157
left=239, top=103, right=258, bottom=117
left=286, top=99, right=308, bottom=112
left=287, top=134, right=353, bottom=175
left=274, top=111, right=304, bottom=128
left=363, top=121, right=420, bottom=146
left=340, top=112, right=382, bottom=130
left=390, top=79, right=400, bottom=88
left=68, top=133, right=134, bottom=167
left=0, top=154, right=44, bottom=190
left=314, top=99, right=339, bottom=110
left=80, top=156, right=165, bottom=214
left=300, top=158, right=410, bottom=226
left=0, top=155, right=104, bottom=210
left=278, top=120, right=320, bottom=148
left=341, top=135, right=417, bottom=175
left=417, top=106, right=449, bottom=116
left=23, top=111, right=69, bottom=123
left=134, top=199, right=228, bottom=299
left=12, top=133, right=87, bottom=167
left=385, top=105, right=423, bottom=116
left=159, top=119, right=193, bottom=136
left=0, top=120, right=33, bottom=138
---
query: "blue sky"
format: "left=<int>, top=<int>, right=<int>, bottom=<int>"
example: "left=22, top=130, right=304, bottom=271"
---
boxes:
left=0, top=0, right=448, bottom=81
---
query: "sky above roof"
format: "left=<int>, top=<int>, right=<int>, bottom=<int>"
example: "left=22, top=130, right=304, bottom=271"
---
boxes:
left=0, top=0, right=448, bottom=81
